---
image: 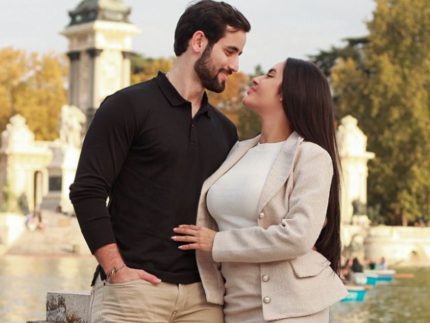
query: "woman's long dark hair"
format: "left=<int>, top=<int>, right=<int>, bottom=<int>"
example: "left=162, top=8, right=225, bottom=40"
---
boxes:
left=281, top=58, right=342, bottom=274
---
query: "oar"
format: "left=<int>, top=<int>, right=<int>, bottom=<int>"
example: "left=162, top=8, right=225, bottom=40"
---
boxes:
left=394, top=273, right=414, bottom=279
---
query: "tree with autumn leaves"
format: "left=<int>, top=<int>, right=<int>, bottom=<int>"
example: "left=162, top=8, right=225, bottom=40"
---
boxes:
left=0, top=47, right=68, bottom=141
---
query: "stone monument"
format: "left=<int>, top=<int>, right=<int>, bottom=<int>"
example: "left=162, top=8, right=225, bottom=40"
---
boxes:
left=61, top=0, right=141, bottom=125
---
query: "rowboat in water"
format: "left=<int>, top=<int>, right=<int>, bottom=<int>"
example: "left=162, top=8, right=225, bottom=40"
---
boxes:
left=341, top=285, right=367, bottom=302
left=363, top=269, right=396, bottom=282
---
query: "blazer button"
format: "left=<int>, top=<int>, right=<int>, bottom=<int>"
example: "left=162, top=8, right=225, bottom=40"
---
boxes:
left=258, top=212, right=265, bottom=219
left=263, top=296, right=271, bottom=304
left=262, top=275, right=270, bottom=282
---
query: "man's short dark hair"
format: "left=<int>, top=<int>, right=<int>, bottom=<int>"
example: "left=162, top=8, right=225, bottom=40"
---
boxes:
left=174, top=0, right=251, bottom=56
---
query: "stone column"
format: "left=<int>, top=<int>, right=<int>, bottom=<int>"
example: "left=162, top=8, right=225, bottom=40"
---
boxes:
left=60, top=147, right=81, bottom=214
left=86, top=48, right=103, bottom=128
left=337, top=115, right=375, bottom=224
left=66, top=51, right=81, bottom=106
left=122, top=51, right=132, bottom=88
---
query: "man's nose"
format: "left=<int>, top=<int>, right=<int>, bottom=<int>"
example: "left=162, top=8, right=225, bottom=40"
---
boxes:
left=229, top=55, right=239, bottom=73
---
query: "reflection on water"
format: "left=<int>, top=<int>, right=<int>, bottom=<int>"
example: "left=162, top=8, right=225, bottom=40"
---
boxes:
left=0, top=255, right=429, bottom=323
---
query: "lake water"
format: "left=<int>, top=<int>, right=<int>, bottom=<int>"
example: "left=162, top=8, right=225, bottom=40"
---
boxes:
left=0, top=255, right=429, bottom=323
left=330, top=266, right=430, bottom=323
left=0, top=255, right=97, bottom=323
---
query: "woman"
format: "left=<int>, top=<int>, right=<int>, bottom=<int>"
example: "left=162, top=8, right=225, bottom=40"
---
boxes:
left=172, top=58, right=348, bottom=322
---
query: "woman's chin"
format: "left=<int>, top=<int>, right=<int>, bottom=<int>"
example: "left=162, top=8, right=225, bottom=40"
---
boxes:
left=242, top=97, right=253, bottom=109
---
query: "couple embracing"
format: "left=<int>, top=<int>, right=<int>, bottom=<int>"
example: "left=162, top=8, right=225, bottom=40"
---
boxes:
left=70, top=1, right=348, bottom=322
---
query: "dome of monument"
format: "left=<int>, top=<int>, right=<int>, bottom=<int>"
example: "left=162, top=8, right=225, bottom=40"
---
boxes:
left=68, top=0, right=131, bottom=26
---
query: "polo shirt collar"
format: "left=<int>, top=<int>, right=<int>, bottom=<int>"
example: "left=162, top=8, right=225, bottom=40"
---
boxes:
left=155, top=72, right=212, bottom=118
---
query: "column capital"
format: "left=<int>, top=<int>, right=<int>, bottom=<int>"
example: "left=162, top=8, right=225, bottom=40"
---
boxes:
left=122, top=51, right=132, bottom=59
left=86, top=48, right=103, bottom=58
left=67, top=51, right=81, bottom=61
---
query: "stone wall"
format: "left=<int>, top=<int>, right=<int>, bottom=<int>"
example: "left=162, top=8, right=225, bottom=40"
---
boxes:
left=364, top=226, right=430, bottom=265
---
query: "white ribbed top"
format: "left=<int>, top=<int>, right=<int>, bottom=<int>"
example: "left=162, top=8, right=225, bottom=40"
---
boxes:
left=207, top=141, right=284, bottom=232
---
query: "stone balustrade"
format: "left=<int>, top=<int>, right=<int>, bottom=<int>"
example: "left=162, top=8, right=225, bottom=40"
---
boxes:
left=27, top=291, right=91, bottom=323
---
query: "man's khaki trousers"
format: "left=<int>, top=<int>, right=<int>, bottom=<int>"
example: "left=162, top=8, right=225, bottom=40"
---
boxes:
left=90, top=276, right=223, bottom=323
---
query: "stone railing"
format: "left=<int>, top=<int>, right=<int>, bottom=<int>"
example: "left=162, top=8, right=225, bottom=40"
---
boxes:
left=364, top=226, right=430, bottom=264
left=27, top=291, right=90, bottom=323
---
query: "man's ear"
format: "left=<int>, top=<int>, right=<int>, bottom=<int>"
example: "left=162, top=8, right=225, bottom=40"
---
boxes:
left=190, top=31, right=207, bottom=54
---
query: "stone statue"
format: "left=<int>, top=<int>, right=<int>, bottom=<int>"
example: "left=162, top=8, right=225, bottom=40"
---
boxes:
left=337, top=115, right=368, bottom=156
left=352, top=199, right=368, bottom=215
left=337, top=115, right=375, bottom=223
left=60, top=105, right=87, bottom=148
left=0, top=114, right=34, bottom=152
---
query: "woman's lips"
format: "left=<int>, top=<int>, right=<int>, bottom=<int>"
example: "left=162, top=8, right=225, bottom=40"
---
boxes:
left=247, top=87, right=257, bottom=95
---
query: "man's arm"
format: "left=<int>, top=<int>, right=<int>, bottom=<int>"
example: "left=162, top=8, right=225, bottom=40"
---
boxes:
left=69, top=92, right=160, bottom=284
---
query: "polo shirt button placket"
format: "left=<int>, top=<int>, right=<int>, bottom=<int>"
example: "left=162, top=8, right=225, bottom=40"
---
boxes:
left=190, top=121, right=197, bottom=146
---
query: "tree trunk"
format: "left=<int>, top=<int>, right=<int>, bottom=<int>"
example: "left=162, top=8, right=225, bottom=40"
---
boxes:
left=401, top=212, right=408, bottom=227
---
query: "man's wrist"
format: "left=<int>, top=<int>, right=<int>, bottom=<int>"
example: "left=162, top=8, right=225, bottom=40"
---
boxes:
left=106, top=263, right=126, bottom=281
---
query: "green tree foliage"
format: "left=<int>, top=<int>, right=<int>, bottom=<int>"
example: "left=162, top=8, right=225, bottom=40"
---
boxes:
left=331, top=0, right=430, bottom=225
left=0, top=47, right=68, bottom=141
left=310, top=36, right=369, bottom=78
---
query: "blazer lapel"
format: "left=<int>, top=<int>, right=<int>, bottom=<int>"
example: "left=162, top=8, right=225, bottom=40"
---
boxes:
left=200, top=135, right=261, bottom=197
left=257, top=132, right=303, bottom=212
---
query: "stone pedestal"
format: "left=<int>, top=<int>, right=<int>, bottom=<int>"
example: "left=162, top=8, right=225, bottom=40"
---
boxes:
left=60, top=147, right=81, bottom=214
left=0, top=115, right=52, bottom=213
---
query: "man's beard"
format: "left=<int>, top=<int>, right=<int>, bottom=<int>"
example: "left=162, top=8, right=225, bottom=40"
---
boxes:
left=194, top=45, right=232, bottom=93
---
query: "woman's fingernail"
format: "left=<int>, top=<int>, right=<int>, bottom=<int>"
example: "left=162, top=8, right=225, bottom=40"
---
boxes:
left=171, top=236, right=176, bottom=240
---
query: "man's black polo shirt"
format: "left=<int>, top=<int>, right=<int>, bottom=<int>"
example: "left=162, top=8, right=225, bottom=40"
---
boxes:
left=70, top=72, right=238, bottom=284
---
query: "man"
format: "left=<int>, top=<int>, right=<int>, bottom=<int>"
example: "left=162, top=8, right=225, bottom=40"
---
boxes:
left=69, top=1, right=250, bottom=322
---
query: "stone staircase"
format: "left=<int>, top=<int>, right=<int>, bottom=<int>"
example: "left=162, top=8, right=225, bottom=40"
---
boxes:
left=6, top=210, right=90, bottom=256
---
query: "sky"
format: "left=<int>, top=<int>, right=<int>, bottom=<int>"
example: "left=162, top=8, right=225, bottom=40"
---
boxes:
left=0, top=0, right=376, bottom=74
